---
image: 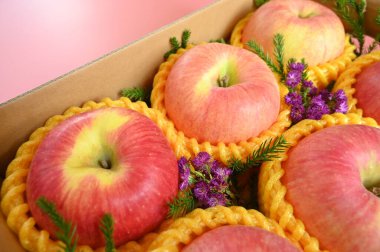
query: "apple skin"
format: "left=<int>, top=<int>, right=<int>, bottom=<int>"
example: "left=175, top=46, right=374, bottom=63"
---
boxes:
left=243, top=0, right=345, bottom=67
left=182, top=225, right=300, bottom=252
left=355, top=61, right=380, bottom=123
left=165, top=43, right=280, bottom=144
left=26, top=108, right=178, bottom=248
left=282, top=124, right=380, bottom=251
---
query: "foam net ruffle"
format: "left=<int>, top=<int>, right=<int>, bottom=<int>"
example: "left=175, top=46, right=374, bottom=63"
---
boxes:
left=257, top=113, right=378, bottom=252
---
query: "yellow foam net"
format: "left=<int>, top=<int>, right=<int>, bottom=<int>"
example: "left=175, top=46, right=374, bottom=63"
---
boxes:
left=0, top=97, right=185, bottom=252
left=150, top=44, right=291, bottom=165
left=230, top=12, right=357, bottom=89
left=145, top=205, right=301, bottom=251
left=333, top=50, right=380, bottom=118
left=257, top=113, right=378, bottom=252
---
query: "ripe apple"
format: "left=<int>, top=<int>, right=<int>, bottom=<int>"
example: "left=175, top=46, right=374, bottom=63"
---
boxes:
left=355, top=60, right=380, bottom=123
left=182, top=225, right=300, bottom=252
left=242, top=0, right=346, bottom=67
left=282, top=124, right=380, bottom=251
left=26, top=107, right=178, bottom=248
left=164, top=43, right=280, bottom=144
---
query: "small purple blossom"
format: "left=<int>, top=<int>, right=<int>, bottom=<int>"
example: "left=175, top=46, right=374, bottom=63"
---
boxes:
left=193, top=181, right=210, bottom=202
left=302, top=80, right=313, bottom=89
left=289, top=62, right=305, bottom=72
left=178, top=157, right=191, bottom=190
left=332, top=89, right=348, bottom=113
left=290, top=104, right=305, bottom=123
left=192, top=152, right=211, bottom=169
left=320, top=89, right=333, bottom=102
left=206, top=192, right=227, bottom=207
left=308, top=87, right=318, bottom=96
left=306, top=95, right=330, bottom=120
left=286, top=70, right=302, bottom=88
left=211, top=162, right=232, bottom=179
left=285, top=92, right=303, bottom=106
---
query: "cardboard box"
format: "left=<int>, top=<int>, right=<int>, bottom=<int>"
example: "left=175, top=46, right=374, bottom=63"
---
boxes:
left=0, top=0, right=253, bottom=250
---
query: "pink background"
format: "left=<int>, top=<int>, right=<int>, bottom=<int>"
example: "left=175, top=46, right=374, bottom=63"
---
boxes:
left=0, top=0, right=216, bottom=104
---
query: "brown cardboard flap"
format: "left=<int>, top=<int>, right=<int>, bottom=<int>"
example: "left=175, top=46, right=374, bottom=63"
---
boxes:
left=0, top=0, right=253, bottom=178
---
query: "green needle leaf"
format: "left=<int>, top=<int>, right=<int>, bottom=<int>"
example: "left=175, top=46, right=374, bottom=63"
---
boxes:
left=164, top=29, right=192, bottom=59
left=254, top=0, right=269, bottom=8
left=36, top=197, right=78, bottom=252
left=246, top=40, right=282, bottom=76
left=167, top=190, right=195, bottom=219
left=273, top=33, right=286, bottom=81
left=229, top=135, right=290, bottom=174
left=100, top=214, right=116, bottom=252
left=181, top=29, right=191, bottom=48
left=120, top=87, right=150, bottom=104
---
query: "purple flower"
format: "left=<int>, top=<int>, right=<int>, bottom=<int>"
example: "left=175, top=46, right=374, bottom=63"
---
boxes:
left=302, top=80, right=314, bottom=89
left=209, top=177, right=227, bottom=191
left=320, top=89, right=333, bottom=102
left=178, top=157, right=190, bottom=190
left=285, top=92, right=303, bottom=106
left=306, top=95, right=330, bottom=120
left=333, top=89, right=348, bottom=113
left=286, top=70, right=302, bottom=88
left=289, top=62, right=305, bottom=72
left=211, top=161, right=232, bottom=179
left=192, top=152, right=211, bottom=169
left=290, top=104, right=305, bottom=123
left=308, top=87, right=318, bottom=96
left=193, top=181, right=210, bottom=202
left=206, top=192, right=227, bottom=207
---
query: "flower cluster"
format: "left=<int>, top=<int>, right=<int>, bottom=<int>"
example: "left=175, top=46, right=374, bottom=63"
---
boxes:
left=284, top=61, right=348, bottom=123
left=178, top=152, right=234, bottom=208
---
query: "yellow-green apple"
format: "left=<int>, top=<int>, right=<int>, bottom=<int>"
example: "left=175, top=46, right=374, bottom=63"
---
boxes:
left=282, top=124, right=380, bottom=251
left=355, top=61, right=380, bottom=122
left=182, top=225, right=300, bottom=252
left=26, top=108, right=178, bottom=248
left=242, top=0, right=346, bottom=66
left=164, top=43, right=280, bottom=144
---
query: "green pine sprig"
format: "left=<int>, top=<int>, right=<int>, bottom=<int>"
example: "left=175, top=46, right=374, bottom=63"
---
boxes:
left=167, top=189, right=195, bottom=219
left=254, top=0, right=269, bottom=8
left=36, top=197, right=78, bottom=252
left=335, top=0, right=366, bottom=55
left=100, top=214, right=116, bottom=252
left=376, top=8, right=380, bottom=25
left=246, top=40, right=281, bottom=77
left=121, top=87, right=150, bottom=104
left=209, top=38, right=227, bottom=44
left=228, top=135, right=290, bottom=174
left=164, top=29, right=191, bottom=59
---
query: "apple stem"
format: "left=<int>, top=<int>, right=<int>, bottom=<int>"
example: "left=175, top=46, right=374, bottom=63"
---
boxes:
left=217, top=75, right=230, bottom=87
left=98, top=159, right=112, bottom=169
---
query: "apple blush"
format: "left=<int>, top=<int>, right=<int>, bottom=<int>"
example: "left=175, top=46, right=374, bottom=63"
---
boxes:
left=242, top=0, right=345, bottom=66
left=26, top=108, right=178, bottom=248
left=282, top=124, right=380, bottom=251
left=182, top=225, right=300, bottom=252
left=164, top=42, right=280, bottom=144
left=355, top=61, right=380, bottom=123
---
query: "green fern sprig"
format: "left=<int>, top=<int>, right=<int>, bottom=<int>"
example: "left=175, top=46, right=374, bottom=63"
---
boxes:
left=167, top=189, right=195, bottom=219
left=246, top=40, right=282, bottom=77
left=36, top=197, right=78, bottom=252
left=209, top=38, right=227, bottom=44
left=121, top=87, right=150, bottom=103
left=335, top=0, right=366, bottom=55
left=254, top=0, right=269, bottom=8
left=229, top=135, right=290, bottom=174
left=100, top=214, right=115, bottom=252
left=164, top=29, right=191, bottom=59
left=273, top=34, right=286, bottom=81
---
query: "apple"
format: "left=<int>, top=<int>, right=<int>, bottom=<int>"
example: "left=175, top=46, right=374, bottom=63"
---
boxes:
left=242, top=0, right=346, bottom=67
left=26, top=107, right=178, bottom=248
left=182, top=225, right=300, bottom=252
left=164, top=42, right=280, bottom=144
left=355, top=60, right=380, bottom=123
left=282, top=124, right=380, bottom=251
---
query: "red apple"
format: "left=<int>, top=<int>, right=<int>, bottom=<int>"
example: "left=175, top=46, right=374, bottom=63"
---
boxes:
left=282, top=124, right=380, bottom=251
left=182, top=225, right=300, bottom=252
left=355, top=61, right=380, bottom=123
left=164, top=43, right=280, bottom=144
left=26, top=107, right=178, bottom=248
left=242, top=0, right=346, bottom=66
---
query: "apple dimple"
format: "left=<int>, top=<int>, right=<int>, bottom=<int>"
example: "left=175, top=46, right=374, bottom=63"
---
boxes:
left=26, top=107, right=178, bottom=248
left=164, top=42, right=280, bottom=144
left=282, top=124, right=380, bottom=251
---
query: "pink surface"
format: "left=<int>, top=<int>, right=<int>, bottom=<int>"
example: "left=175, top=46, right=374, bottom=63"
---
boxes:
left=0, top=0, right=216, bottom=104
